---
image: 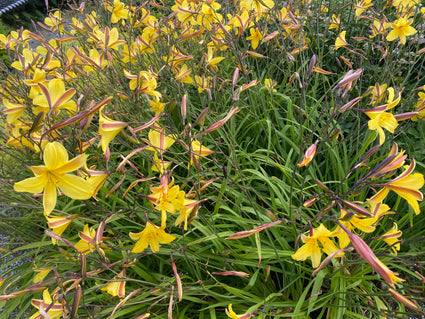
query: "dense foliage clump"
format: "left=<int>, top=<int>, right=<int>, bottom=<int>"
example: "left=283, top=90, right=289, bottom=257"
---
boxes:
left=1, top=0, right=425, bottom=318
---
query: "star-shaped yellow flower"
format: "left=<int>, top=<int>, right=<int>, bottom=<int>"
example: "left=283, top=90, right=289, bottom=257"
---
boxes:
left=130, top=222, right=176, bottom=253
left=386, top=17, right=417, bottom=45
left=14, top=141, right=93, bottom=215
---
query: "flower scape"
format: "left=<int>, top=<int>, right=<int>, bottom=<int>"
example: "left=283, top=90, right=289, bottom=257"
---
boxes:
left=1, top=0, right=425, bottom=317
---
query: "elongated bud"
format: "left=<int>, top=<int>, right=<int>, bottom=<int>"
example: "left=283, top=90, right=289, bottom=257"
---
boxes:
left=298, top=140, right=318, bottom=167
left=394, top=112, right=417, bottom=121
left=193, top=108, right=209, bottom=127
left=340, top=199, right=371, bottom=217
left=181, top=94, right=187, bottom=125
left=70, top=285, right=82, bottom=319
left=354, top=144, right=380, bottom=169
left=232, top=67, right=239, bottom=91
left=338, top=222, right=404, bottom=287
left=263, top=30, right=279, bottom=42
left=315, top=179, right=329, bottom=192
left=79, top=253, right=86, bottom=285
left=388, top=288, right=425, bottom=314
left=212, top=271, right=250, bottom=277
left=226, top=220, right=282, bottom=240
left=171, top=255, right=183, bottom=301
left=303, top=196, right=317, bottom=207
left=306, top=54, right=316, bottom=79
left=339, top=97, right=361, bottom=113
left=194, top=107, right=239, bottom=138
left=30, top=111, right=44, bottom=134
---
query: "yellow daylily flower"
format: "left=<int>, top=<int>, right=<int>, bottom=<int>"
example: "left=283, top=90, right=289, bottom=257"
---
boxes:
left=379, top=223, right=402, bottom=255
left=75, top=224, right=108, bottom=255
left=101, top=269, right=126, bottom=298
left=130, top=222, right=176, bottom=253
left=334, top=31, right=348, bottom=50
left=46, top=214, right=78, bottom=245
left=148, top=177, right=184, bottom=228
left=2, top=99, right=27, bottom=124
left=386, top=17, right=417, bottom=45
left=292, top=224, right=342, bottom=268
left=329, top=14, right=340, bottom=30
left=90, top=26, right=125, bottom=50
left=32, top=78, right=77, bottom=116
left=333, top=207, right=391, bottom=248
left=365, top=109, right=398, bottom=145
left=205, top=47, right=225, bottom=70
left=44, top=11, right=64, bottom=33
left=149, top=97, right=167, bottom=115
left=369, top=160, right=424, bottom=215
left=174, top=64, right=193, bottom=84
left=146, top=128, right=177, bottom=154
left=246, top=27, right=263, bottom=50
left=33, top=268, right=52, bottom=283
left=99, top=107, right=127, bottom=153
left=14, top=141, right=93, bottom=216
left=355, top=0, right=373, bottom=16
left=109, top=0, right=129, bottom=24
left=191, top=140, right=213, bottom=159
left=151, top=153, right=171, bottom=174
left=225, top=304, right=251, bottom=319
left=174, top=198, right=198, bottom=231
left=30, top=289, right=63, bottom=319
left=83, top=49, right=109, bottom=72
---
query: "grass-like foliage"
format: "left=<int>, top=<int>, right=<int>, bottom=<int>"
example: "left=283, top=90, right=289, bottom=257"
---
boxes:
left=1, top=0, right=425, bottom=317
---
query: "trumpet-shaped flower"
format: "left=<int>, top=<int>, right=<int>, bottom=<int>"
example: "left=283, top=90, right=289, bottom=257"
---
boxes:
left=379, top=223, right=402, bottom=255
left=151, top=153, right=171, bottom=174
left=355, top=0, right=373, bottom=16
left=148, top=177, right=184, bottom=228
left=246, top=27, right=263, bottom=50
left=90, top=26, right=125, bottom=50
left=297, top=141, right=318, bottom=167
left=292, top=224, right=342, bottom=268
left=225, top=304, right=251, bottom=319
left=109, top=0, right=129, bottom=23
left=130, top=222, right=176, bottom=253
left=33, top=268, right=52, bottom=283
left=14, top=142, right=93, bottom=215
left=175, top=198, right=198, bottom=230
left=30, top=289, right=63, bottom=319
left=46, top=214, right=78, bottom=245
left=333, top=207, right=390, bottom=248
left=2, top=99, right=27, bottom=124
left=75, top=224, right=108, bottom=255
left=329, top=14, right=340, bottom=30
left=386, top=17, right=417, bottom=45
left=101, top=269, right=126, bottom=298
left=190, top=140, right=213, bottom=166
left=334, top=31, right=348, bottom=50
left=149, top=97, right=167, bottom=115
left=146, top=128, right=177, bottom=154
left=44, top=11, right=64, bottom=33
left=370, top=160, right=424, bottom=215
left=124, top=70, right=161, bottom=97
left=32, top=78, right=77, bottom=116
left=369, top=18, right=391, bottom=39
left=99, top=107, right=127, bottom=153
left=365, top=108, right=398, bottom=145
